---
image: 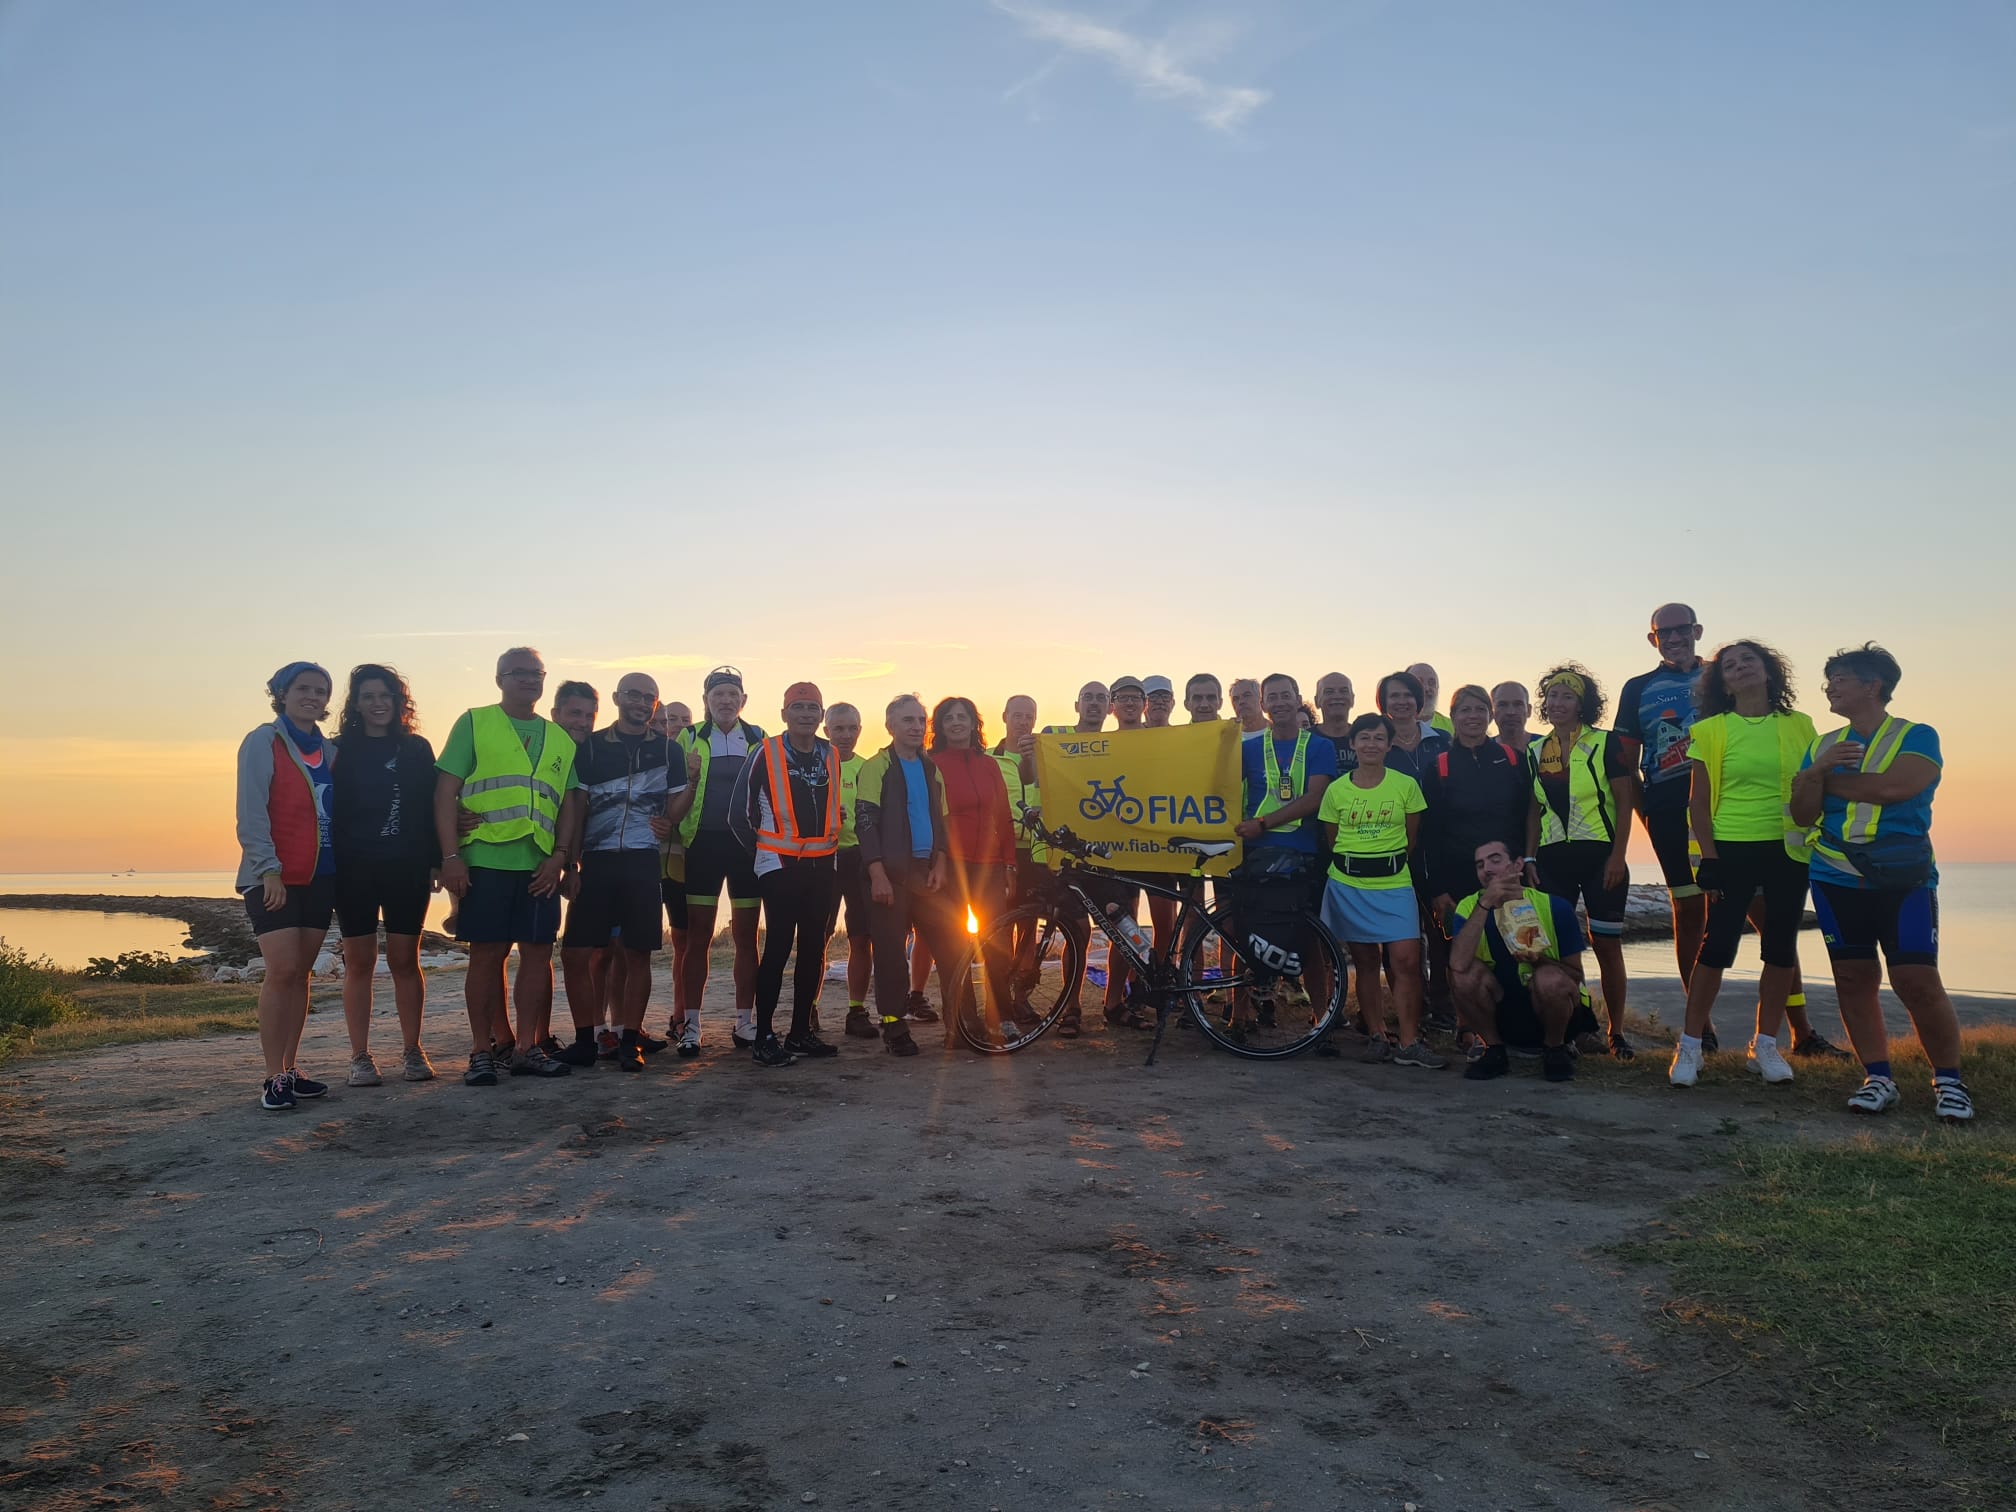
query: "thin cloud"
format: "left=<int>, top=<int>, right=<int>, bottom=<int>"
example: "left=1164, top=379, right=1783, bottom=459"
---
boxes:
left=991, top=0, right=1269, bottom=132
left=829, top=658, right=899, bottom=681
left=360, top=628, right=552, bottom=641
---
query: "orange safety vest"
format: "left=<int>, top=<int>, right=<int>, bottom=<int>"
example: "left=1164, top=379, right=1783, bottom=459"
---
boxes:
left=754, top=735, right=841, bottom=859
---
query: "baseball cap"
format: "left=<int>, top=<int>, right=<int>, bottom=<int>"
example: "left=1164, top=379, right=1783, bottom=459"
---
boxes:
left=1141, top=675, right=1173, bottom=697
left=1109, top=675, right=1145, bottom=696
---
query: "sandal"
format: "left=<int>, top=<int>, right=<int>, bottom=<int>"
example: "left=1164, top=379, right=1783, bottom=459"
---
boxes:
left=1608, top=1033, right=1635, bottom=1061
left=1057, top=1016, right=1082, bottom=1040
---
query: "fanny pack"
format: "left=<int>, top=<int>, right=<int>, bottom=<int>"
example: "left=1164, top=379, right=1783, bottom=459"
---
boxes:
left=1839, top=834, right=1934, bottom=892
left=1332, top=851, right=1409, bottom=880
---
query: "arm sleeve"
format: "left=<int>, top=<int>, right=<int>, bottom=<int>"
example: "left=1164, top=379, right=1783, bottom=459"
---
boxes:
left=235, top=730, right=280, bottom=882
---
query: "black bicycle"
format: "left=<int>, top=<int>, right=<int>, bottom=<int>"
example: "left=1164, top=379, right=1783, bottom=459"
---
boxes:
left=957, top=814, right=1347, bottom=1061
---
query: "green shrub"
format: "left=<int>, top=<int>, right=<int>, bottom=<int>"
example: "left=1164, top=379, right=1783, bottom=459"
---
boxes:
left=0, top=943, right=80, bottom=1058
left=81, top=949, right=202, bottom=984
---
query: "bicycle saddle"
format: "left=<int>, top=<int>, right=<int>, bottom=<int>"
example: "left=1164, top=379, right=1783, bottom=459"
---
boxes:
left=1167, top=835, right=1236, bottom=858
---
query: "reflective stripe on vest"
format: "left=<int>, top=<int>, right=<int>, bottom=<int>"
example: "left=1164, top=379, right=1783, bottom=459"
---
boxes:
left=1256, top=731, right=1310, bottom=834
left=754, top=736, right=841, bottom=858
left=1533, top=728, right=1617, bottom=847
left=1809, top=717, right=1915, bottom=873
left=463, top=706, right=575, bottom=852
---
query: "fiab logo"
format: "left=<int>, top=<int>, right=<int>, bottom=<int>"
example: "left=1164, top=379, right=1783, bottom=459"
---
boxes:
left=1079, top=775, right=1226, bottom=827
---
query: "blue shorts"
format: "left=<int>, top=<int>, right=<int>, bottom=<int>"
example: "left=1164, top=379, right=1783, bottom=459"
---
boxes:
left=1811, top=881, right=1937, bottom=968
left=456, top=865, right=561, bottom=947
left=1322, top=877, right=1420, bottom=945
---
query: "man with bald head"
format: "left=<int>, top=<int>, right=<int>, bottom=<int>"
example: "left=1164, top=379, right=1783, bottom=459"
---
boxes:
left=556, top=671, right=693, bottom=1071
left=1310, top=672, right=1360, bottom=776
left=1408, top=664, right=1453, bottom=737
left=1044, top=681, right=1110, bottom=737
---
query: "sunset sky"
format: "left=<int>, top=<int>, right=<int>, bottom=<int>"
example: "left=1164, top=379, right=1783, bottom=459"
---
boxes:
left=2, top=2, right=2011, bottom=873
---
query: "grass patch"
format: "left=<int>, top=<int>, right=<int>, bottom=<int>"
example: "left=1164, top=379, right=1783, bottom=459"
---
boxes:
left=24, top=979, right=273, bottom=1057
left=1577, top=1023, right=2016, bottom=1128
left=1625, top=1134, right=2016, bottom=1505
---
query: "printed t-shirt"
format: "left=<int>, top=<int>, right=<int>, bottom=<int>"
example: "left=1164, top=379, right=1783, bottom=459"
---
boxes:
left=437, top=709, right=581, bottom=872
left=696, top=724, right=752, bottom=833
left=1317, top=768, right=1426, bottom=891
left=1240, top=732, right=1341, bottom=855
left=837, top=753, right=863, bottom=848
left=1802, top=722, right=1943, bottom=890
left=1615, top=663, right=1701, bottom=810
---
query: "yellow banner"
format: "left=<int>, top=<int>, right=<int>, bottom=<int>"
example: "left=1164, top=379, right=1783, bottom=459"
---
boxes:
left=1033, top=721, right=1244, bottom=875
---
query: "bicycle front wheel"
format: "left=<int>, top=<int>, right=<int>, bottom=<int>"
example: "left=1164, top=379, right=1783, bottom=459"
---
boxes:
left=957, top=906, right=1086, bottom=1054
left=1179, top=903, right=1345, bottom=1058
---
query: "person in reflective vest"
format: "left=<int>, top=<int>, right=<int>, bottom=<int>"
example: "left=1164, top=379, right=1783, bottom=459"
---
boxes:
left=1449, top=839, right=1602, bottom=1083
left=736, top=682, right=843, bottom=1066
left=823, top=702, right=880, bottom=1040
left=670, top=666, right=766, bottom=1056
left=1523, top=665, right=1635, bottom=1053
left=433, top=647, right=585, bottom=1086
left=1788, top=642, right=1974, bottom=1123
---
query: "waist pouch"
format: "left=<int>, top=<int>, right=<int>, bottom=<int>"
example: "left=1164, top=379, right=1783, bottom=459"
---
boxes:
left=1332, top=851, right=1408, bottom=880
left=1839, top=835, right=1934, bottom=891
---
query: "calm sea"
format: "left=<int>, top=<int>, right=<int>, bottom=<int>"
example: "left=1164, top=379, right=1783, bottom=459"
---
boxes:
left=2, top=865, right=2011, bottom=996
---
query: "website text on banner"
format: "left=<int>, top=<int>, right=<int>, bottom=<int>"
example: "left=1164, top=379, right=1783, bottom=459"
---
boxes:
left=1033, top=721, right=1244, bottom=876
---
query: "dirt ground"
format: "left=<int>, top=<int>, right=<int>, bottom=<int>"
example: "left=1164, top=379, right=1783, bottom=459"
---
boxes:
left=1, top=964, right=2003, bottom=1512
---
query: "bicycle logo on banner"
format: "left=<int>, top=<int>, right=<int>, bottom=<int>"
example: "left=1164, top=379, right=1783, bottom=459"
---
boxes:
left=1079, top=776, right=1144, bottom=824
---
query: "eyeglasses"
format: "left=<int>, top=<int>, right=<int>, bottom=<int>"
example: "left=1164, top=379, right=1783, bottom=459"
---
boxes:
left=502, top=666, right=545, bottom=679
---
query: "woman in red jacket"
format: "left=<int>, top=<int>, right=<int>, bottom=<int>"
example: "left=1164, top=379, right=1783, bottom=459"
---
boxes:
left=902, top=697, right=1016, bottom=1019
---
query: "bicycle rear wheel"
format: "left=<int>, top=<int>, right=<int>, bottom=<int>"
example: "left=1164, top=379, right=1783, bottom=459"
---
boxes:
left=1179, top=903, right=1345, bottom=1058
left=957, top=905, right=1086, bottom=1054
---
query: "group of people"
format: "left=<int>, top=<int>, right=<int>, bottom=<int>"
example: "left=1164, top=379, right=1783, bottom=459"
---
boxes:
left=234, top=605, right=1973, bottom=1123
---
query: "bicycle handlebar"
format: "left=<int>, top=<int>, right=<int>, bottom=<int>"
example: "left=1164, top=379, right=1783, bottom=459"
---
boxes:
left=1018, top=811, right=1110, bottom=861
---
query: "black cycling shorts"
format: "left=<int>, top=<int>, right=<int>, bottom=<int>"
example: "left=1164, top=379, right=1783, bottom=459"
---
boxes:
left=243, top=874, right=335, bottom=937
left=1640, top=793, right=1699, bottom=896
left=334, top=858, right=432, bottom=938
left=684, top=829, right=760, bottom=910
left=1535, top=841, right=1628, bottom=935
left=1698, top=840, right=1807, bottom=971
left=1811, top=881, right=1938, bottom=968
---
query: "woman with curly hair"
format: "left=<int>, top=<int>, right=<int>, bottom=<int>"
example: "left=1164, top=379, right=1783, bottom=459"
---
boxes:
left=903, top=698, right=1016, bottom=1021
left=332, top=664, right=441, bottom=1086
left=1523, top=663, right=1636, bottom=1055
left=1668, top=641, right=1818, bottom=1088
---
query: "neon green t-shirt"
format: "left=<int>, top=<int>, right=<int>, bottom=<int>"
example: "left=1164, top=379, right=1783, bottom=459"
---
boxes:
left=1712, top=717, right=1785, bottom=842
left=837, top=752, right=863, bottom=849
left=436, top=709, right=581, bottom=872
left=1318, top=768, right=1426, bottom=891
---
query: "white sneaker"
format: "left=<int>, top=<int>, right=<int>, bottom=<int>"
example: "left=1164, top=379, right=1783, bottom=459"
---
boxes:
left=1847, top=1075, right=1899, bottom=1115
left=1669, top=1040, right=1701, bottom=1088
left=1933, top=1078, right=1975, bottom=1124
left=1746, top=1037, right=1794, bottom=1084
left=676, top=1022, right=701, bottom=1058
left=348, top=1052, right=383, bottom=1087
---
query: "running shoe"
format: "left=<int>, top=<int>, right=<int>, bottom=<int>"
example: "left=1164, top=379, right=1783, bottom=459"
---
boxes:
left=1393, top=1039, right=1448, bottom=1070
left=783, top=1031, right=839, bottom=1059
left=463, top=1050, right=499, bottom=1087
left=1668, top=1040, right=1701, bottom=1088
left=614, top=1034, right=645, bottom=1073
left=904, top=992, right=939, bottom=1025
left=844, top=1009, right=880, bottom=1040
left=538, top=1035, right=565, bottom=1059
left=636, top=1030, right=668, bottom=1056
left=260, top=1071, right=297, bottom=1111
left=1746, top=1038, right=1795, bottom=1084
left=1543, top=1045, right=1575, bottom=1083
left=510, top=1044, right=572, bottom=1078
left=1933, top=1077, right=1976, bottom=1124
left=882, top=1020, right=920, bottom=1057
left=1464, top=1045, right=1509, bottom=1081
left=1790, top=1034, right=1854, bottom=1061
left=348, top=1052, right=383, bottom=1088
left=732, top=1030, right=756, bottom=1050
left=751, top=1033, right=795, bottom=1068
left=1699, top=1024, right=1720, bottom=1054
left=288, top=1069, right=328, bottom=1099
left=1422, top=1009, right=1458, bottom=1037
left=402, top=1046, right=435, bottom=1082
left=1608, top=1034, right=1635, bottom=1062
left=676, top=1023, right=701, bottom=1058
left=1846, top=1075, right=1899, bottom=1115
